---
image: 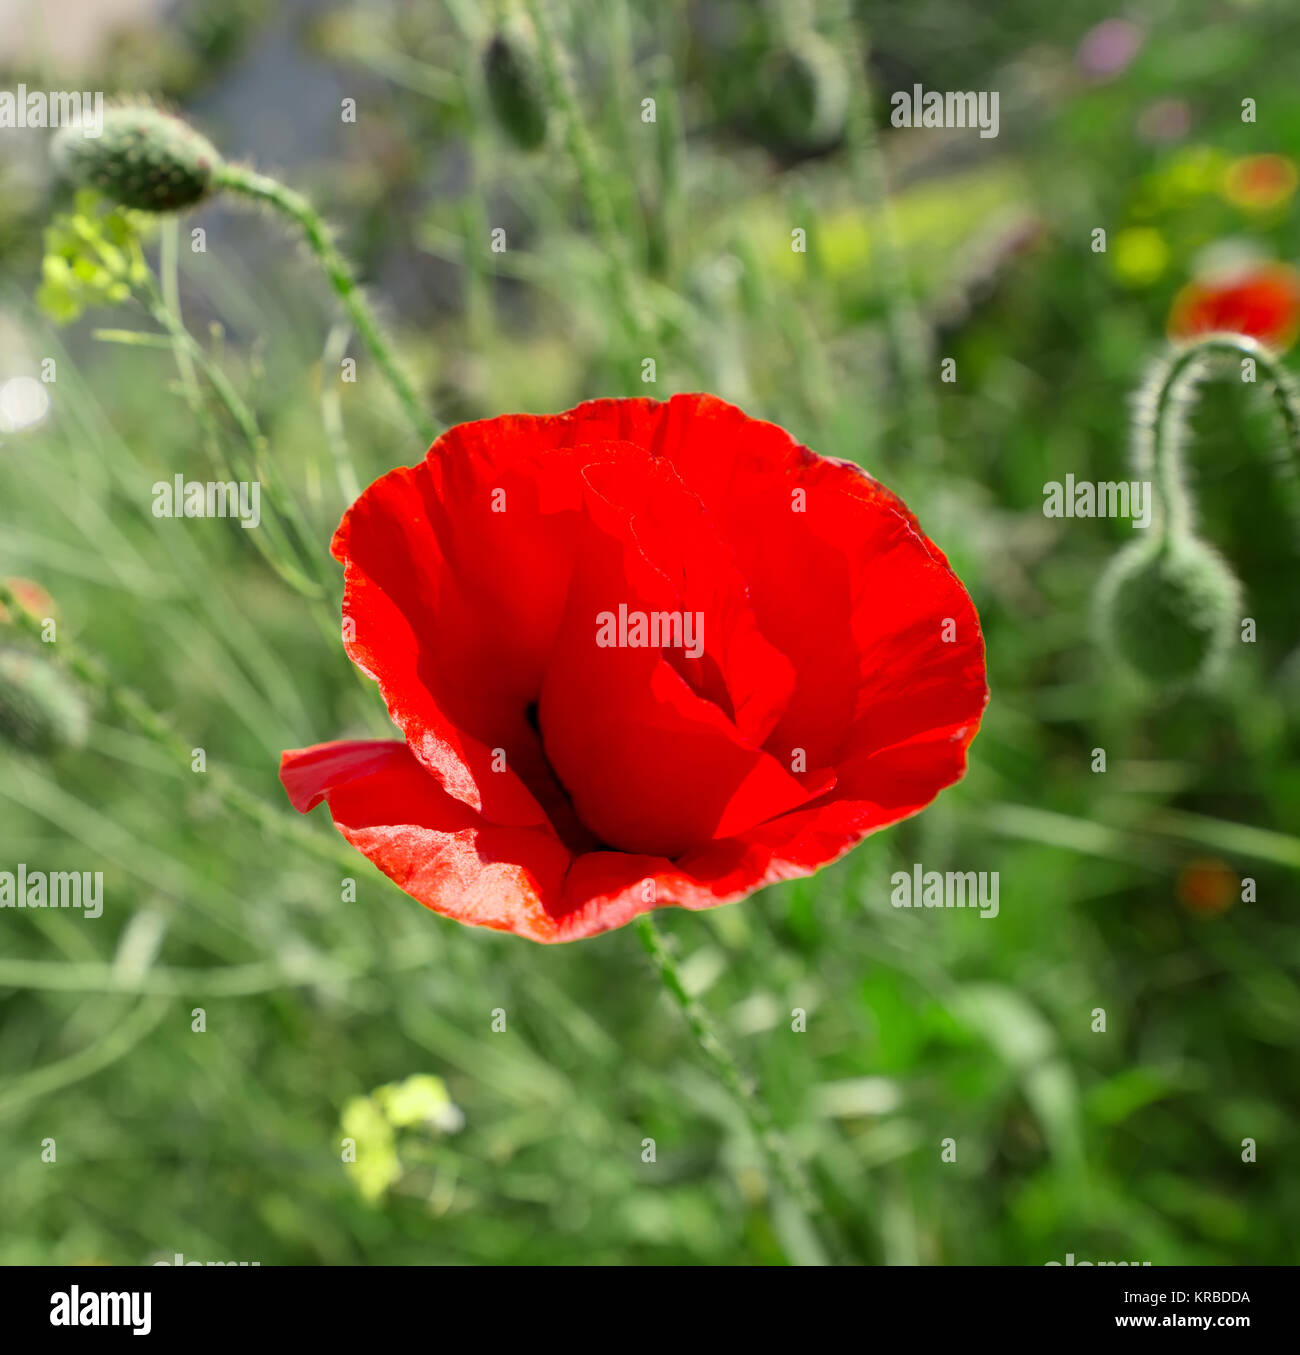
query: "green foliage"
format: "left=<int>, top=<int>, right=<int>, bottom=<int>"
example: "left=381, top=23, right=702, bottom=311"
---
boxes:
left=36, top=192, right=151, bottom=324
left=0, top=0, right=1297, bottom=1269
left=0, top=648, right=90, bottom=754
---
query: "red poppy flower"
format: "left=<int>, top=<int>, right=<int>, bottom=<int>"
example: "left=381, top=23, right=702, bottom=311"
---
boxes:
left=1167, top=262, right=1300, bottom=352
left=280, top=395, right=987, bottom=942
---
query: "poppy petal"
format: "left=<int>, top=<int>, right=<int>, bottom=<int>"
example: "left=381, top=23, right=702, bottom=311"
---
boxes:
left=538, top=449, right=834, bottom=857
left=280, top=739, right=592, bottom=941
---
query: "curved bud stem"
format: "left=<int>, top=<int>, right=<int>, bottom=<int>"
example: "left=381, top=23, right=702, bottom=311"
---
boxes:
left=214, top=162, right=438, bottom=447
left=1133, top=332, right=1300, bottom=545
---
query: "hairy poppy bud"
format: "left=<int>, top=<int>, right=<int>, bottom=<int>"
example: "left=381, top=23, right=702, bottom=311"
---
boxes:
left=483, top=24, right=549, bottom=151
left=52, top=105, right=222, bottom=212
left=0, top=648, right=90, bottom=754
left=763, top=31, right=848, bottom=148
left=1097, top=535, right=1241, bottom=684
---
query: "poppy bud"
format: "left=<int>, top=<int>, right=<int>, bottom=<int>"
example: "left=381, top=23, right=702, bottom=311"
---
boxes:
left=763, top=31, right=848, bottom=148
left=0, top=648, right=90, bottom=754
left=483, top=24, right=549, bottom=151
left=1096, top=534, right=1241, bottom=684
left=52, top=105, right=222, bottom=213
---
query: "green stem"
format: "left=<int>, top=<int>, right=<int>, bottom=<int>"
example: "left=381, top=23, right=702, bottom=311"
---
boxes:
left=321, top=321, right=364, bottom=504
left=56, top=240, right=385, bottom=731
left=74, top=215, right=329, bottom=597
left=144, top=275, right=331, bottom=561
left=133, top=276, right=370, bottom=695
left=160, top=220, right=202, bottom=412
left=648, top=59, right=683, bottom=278
left=0, top=996, right=169, bottom=1120
left=84, top=220, right=335, bottom=603
left=149, top=234, right=328, bottom=599
left=822, top=0, right=941, bottom=465
left=522, top=0, right=644, bottom=342
left=444, top=0, right=499, bottom=349
left=634, top=913, right=831, bottom=1261
left=0, top=958, right=286, bottom=997
left=1134, top=332, right=1300, bottom=544
left=214, top=161, right=438, bottom=446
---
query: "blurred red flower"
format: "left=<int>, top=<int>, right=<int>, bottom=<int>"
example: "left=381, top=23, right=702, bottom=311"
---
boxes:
left=1177, top=858, right=1237, bottom=917
left=1167, top=262, right=1300, bottom=352
left=0, top=578, right=55, bottom=623
left=281, top=395, right=987, bottom=941
left=1222, top=154, right=1297, bottom=212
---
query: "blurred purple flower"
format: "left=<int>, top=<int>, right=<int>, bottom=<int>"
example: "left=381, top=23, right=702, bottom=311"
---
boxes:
left=1077, top=18, right=1143, bottom=79
left=1136, top=98, right=1191, bottom=144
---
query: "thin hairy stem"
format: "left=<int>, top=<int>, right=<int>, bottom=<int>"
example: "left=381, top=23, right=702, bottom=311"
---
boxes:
left=822, top=0, right=942, bottom=464
left=1133, top=332, right=1300, bottom=544
left=522, top=0, right=644, bottom=342
left=215, top=161, right=438, bottom=445
left=634, top=913, right=834, bottom=1263
left=321, top=321, right=363, bottom=504
left=151, top=230, right=327, bottom=599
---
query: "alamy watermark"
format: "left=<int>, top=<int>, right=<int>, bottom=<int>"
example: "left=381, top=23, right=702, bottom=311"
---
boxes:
left=1043, top=475, right=1152, bottom=528
left=891, top=864, right=999, bottom=919
left=50, top=1288, right=150, bottom=1335
left=1, top=86, right=103, bottom=137
left=152, top=476, right=262, bottom=529
left=0, top=864, right=103, bottom=918
left=1046, top=1252, right=1151, bottom=1266
left=152, top=1252, right=260, bottom=1266
left=596, top=604, right=704, bottom=659
left=890, top=84, right=999, bottom=139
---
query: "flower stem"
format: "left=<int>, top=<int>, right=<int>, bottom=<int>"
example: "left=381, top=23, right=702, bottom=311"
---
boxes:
left=214, top=161, right=438, bottom=446
left=151, top=229, right=329, bottom=599
left=321, top=321, right=364, bottom=504
left=823, top=0, right=942, bottom=465
left=1134, top=332, right=1300, bottom=544
left=522, top=0, right=644, bottom=343
left=633, top=913, right=833, bottom=1262
left=134, top=266, right=391, bottom=727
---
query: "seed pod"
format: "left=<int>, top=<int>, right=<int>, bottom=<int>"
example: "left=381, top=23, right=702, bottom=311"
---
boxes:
left=763, top=31, right=849, bottom=148
left=1096, top=535, right=1241, bottom=684
left=0, top=647, right=90, bottom=754
left=52, top=105, right=222, bottom=212
left=483, top=24, right=549, bottom=151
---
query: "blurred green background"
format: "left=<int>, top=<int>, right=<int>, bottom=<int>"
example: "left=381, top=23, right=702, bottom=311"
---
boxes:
left=1, top=0, right=1298, bottom=1265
